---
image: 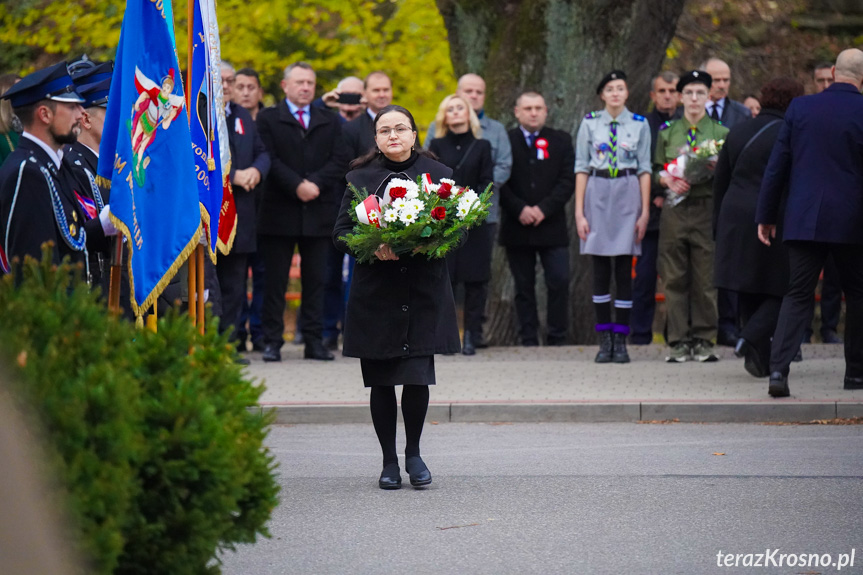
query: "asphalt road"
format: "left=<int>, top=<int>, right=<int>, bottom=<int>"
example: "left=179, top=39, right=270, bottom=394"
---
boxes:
left=219, top=422, right=863, bottom=575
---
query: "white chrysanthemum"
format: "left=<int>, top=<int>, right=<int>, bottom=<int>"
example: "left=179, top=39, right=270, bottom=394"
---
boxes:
left=398, top=210, right=418, bottom=224
left=383, top=210, right=399, bottom=223
left=460, top=190, right=479, bottom=205
left=404, top=199, right=424, bottom=213
left=392, top=198, right=409, bottom=211
left=403, top=179, right=421, bottom=199
left=440, top=177, right=456, bottom=187
left=456, top=204, right=470, bottom=220
left=367, top=209, right=380, bottom=222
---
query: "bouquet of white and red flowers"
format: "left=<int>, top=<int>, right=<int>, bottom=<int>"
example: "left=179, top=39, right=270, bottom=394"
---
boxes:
left=341, top=174, right=492, bottom=263
left=660, top=139, right=724, bottom=207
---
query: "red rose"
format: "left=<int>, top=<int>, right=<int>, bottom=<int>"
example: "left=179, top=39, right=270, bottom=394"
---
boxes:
left=437, top=182, right=453, bottom=199
left=431, top=206, right=446, bottom=220
left=389, top=186, right=407, bottom=199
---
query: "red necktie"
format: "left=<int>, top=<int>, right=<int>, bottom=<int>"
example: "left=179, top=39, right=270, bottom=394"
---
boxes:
left=297, top=109, right=306, bottom=129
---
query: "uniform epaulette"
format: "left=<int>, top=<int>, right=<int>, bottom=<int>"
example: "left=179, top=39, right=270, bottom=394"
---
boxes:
left=584, top=111, right=601, bottom=120
left=658, top=121, right=672, bottom=131
left=631, top=114, right=646, bottom=122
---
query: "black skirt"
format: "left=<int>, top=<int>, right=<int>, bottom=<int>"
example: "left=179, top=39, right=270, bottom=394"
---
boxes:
left=360, top=356, right=436, bottom=387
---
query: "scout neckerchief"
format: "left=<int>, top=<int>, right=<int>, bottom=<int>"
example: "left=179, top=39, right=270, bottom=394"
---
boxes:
left=609, top=120, right=619, bottom=178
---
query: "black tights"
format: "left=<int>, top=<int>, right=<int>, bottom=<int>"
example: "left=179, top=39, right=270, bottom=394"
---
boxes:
left=369, top=385, right=429, bottom=467
left=592, top=255, right=633, bottom=328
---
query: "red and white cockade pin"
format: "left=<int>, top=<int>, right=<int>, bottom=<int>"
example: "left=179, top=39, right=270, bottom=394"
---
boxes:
left=355, top=195, right=384, bottom=228
left=421, top=172, right=434, bottom=194
left=535, top=138, right=549, bottom=160
left=235, top=117, right=245, bottom=135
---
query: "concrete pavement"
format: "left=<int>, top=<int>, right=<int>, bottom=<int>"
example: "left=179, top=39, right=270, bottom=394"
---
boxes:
left=245, top=343, right=863, bottom=424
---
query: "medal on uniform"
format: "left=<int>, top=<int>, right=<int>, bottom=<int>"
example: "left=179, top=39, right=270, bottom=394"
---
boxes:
left=69, top=223, right=77, bottom=236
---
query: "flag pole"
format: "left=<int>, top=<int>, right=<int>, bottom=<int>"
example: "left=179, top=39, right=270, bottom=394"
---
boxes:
left=185, top=0, right=201, bottom=330
left=107, top=237, right=123, bottom=315
left=196, top=242, right=205, bottom=334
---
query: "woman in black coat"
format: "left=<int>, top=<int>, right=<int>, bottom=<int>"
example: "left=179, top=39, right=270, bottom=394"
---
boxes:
left=333, top=105, right=460, bottom=490
left=713, top=77, right=804, bottom=378
left=428, top=94, right=494, bottom=355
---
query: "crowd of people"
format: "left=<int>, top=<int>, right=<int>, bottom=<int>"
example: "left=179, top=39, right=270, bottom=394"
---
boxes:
left=3, top=49, right=862, bottom=488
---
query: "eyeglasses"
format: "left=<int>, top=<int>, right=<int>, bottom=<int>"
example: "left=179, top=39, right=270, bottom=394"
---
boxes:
left=221, top=76, right=235, bottom=85
left=681, top=89, right=708, bottom=98
left=376, top=125, right=412, bottom=137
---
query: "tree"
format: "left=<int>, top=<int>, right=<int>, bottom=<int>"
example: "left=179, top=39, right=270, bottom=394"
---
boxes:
left=435, top=0, right=687, bottom=343
left=0, top=0, right=454, bottom=129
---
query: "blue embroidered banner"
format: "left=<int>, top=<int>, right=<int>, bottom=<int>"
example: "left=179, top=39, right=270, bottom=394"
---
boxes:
left=97, top=0, right=201, bottom=317
left=190, top=0, right=234, bottom=259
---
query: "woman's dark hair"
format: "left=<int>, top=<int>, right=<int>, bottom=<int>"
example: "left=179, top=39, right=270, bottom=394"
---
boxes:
left=349, top=104, right=437, bottom=170
left=759, top=77, right=805, bottom=113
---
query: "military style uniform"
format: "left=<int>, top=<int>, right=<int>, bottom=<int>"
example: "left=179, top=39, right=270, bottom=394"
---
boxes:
left=654, top=114, right=728, bottom=345
left=0, top=135, right=107, bottom=275
left=575, top=107, right=651, bottom=256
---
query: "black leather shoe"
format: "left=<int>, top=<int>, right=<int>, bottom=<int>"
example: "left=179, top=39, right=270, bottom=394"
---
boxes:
left=234, top=356, right=251, bottom=366
left=462, top=331, right=476, bottom=356
left=612, top=332, right=630, bottom=364
left=262, top=344, right=281, bottom=362
left=736, top=339, right=769, bottom=378
left=768, top=371, right=790, bottom=398
left=844, top=376, right=863, bottom=390
left=378, top=463, right=402, bottom=490
left=304, top=341, right=335, bottom=360
left=251, top=338, right=266, bottom=352
left=822, top=330, right=843, bottom=344
left=405, top=456, right=432, bottom=487
left=595, top=331, right=613, bottom=364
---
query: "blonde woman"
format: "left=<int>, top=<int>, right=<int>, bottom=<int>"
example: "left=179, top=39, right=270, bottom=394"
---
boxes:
left=0, top=74, right=21, bottom=166
left=428, top=94, right=494, bottom=355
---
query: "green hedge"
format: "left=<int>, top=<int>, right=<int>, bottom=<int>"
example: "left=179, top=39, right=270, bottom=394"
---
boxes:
left=0, top=251, right=279, bottom=574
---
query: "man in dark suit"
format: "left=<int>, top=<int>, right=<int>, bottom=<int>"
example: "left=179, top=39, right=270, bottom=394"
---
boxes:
left=499, top=91, right=575, bottom=346
left=703, top=57, right=752, bottom=346
left=341, top=71, right=392, bottom=163
left=0, top=62, right=115, bottom=278
left=257, top=61, right=346, bottom=361
left=217, top=63, right=270, bottom=358
left=756, top=48, right=863, bottom=397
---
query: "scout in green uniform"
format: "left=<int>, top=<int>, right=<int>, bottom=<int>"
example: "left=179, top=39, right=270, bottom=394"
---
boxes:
left=654, top=70, right=729, bottom=363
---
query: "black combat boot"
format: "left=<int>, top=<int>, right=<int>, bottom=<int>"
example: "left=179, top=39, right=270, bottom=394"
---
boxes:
left=595, top=331, right=613, bottom=363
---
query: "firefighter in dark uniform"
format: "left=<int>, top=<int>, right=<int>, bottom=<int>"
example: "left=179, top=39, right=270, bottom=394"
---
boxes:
left=0, top=62, right=116, bottom=278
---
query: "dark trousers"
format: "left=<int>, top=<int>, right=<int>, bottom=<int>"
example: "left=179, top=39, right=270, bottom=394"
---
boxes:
left=804, top=255, right=843, bottom=340
left=261, top=235, right=329, bottom=349
left=770, top=242, right=863, bottom=377
left=631, top=229, right=659, bottom=343
left=717, top=288, right=740, bottom=336
left=215, top=251, right=250, bottom=340
left=237, top=251, right=265, bottom=344
left=453, top=280, right=490, bottom=335
left=323, top=244, right=347, bottom=340
left=505, top=245, right=569, bottom=345
left=738, top=292, right=782, bottom=357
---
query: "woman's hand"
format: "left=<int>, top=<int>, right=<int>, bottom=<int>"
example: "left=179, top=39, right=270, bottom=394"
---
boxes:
left=374, top=244, right=399, bottom=261
left=635, top=214, right=649, bottom=242
left=576, top=214, right=590, bottom=241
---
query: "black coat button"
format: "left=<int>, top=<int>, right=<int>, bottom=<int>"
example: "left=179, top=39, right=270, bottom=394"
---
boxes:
left=402, top=305, right=409, bottom=312
left=403, top=344, right=409, bottom=351
left=400, top=267, right=407, bottom=273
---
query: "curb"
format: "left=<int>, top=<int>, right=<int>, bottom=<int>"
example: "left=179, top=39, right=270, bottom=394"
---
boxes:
left=252, top=401, right=863, bottom=425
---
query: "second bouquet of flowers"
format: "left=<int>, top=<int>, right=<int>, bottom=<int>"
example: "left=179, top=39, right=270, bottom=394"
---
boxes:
left=341, top=174, right=493, bottom=264
left=660, top=138, right=724, bottom=207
